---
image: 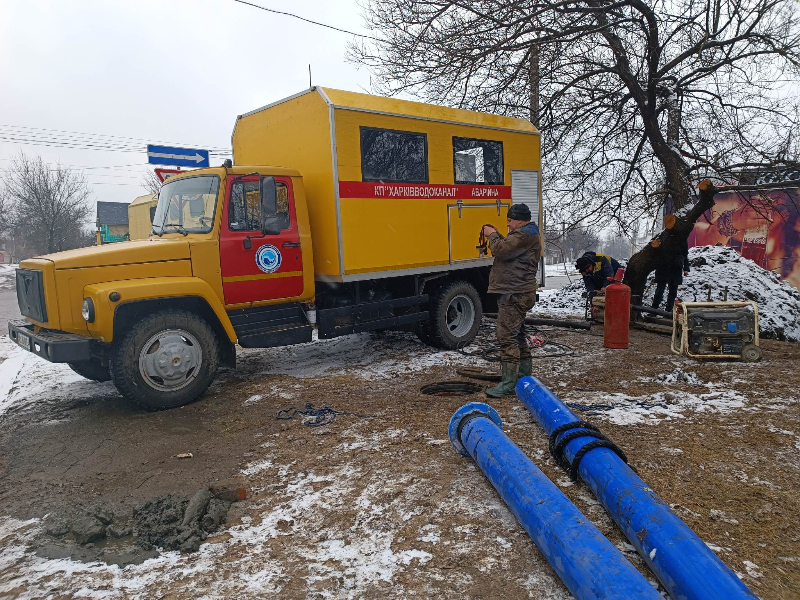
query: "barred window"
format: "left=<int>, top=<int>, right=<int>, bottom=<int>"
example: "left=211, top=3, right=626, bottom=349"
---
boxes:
left=360, top=127, right=428, bottom=183
left=453, top=137, right=504, bottom=185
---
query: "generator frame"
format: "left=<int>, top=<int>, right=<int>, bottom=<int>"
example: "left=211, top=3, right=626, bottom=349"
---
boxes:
left=671, top=300, right=761, bottom=361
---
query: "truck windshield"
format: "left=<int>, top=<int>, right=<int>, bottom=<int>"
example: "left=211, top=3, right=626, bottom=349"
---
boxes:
left=152, top=175, right=220, bottom=235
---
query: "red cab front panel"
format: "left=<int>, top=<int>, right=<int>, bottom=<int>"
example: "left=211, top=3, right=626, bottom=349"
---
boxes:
left=219, top=176, right=304, bottom=305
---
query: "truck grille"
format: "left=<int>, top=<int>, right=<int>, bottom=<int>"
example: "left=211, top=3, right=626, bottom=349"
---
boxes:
left=16, top=269, right=48, bottom=322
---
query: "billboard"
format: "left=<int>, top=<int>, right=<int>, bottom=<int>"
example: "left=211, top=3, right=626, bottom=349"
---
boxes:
left=688, top=186, right=800, bottom=290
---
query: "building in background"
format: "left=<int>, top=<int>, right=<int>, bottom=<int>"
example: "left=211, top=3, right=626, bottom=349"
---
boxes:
left=128, top=193, right=158, bottom=240
left=96, top=201, right=130, bottom=244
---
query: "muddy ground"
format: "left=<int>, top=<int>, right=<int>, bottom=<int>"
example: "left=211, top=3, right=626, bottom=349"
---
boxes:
left=0, top=306, right=798, bottom=598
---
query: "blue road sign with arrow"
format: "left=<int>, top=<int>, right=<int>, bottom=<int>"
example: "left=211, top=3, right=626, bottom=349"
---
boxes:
left=147, top=145, right=209, bottom=168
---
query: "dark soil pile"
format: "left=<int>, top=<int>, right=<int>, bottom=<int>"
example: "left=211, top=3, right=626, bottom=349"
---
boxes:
left=133, top=489, right=231, bottom=553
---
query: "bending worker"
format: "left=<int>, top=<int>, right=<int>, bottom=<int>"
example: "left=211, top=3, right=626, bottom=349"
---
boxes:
left=482, top=203, right=541, bottom=397
left=575, top=251, right=621, bottom=297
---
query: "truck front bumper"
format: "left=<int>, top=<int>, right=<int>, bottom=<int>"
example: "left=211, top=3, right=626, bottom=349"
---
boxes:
left=7, top=320, right=93, bottom=363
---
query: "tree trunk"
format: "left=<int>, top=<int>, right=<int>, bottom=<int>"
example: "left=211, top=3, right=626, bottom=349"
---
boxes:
left=622, top=180, right=717, bottom=301
left=529, top=41, right=540, bottom=129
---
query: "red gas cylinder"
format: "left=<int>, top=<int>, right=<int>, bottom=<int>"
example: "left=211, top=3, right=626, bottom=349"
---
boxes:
left=603, top=269, right=630, bottom=349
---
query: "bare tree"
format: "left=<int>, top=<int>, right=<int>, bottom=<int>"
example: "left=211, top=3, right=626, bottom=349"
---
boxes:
left=0, top=153, right=93, bottom=257
left=544, top=218, right=600, bottom=263
left=141, top=169, right=163, bottom=195
left=351, top=0, right=800, bottom=297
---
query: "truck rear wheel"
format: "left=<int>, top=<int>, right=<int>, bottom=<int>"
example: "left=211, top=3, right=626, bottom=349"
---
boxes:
left=426, top=281, right=482, bottom=350
left=68, top=359, right=111, bottom=382
left=110, top=310, right=219, bottom=411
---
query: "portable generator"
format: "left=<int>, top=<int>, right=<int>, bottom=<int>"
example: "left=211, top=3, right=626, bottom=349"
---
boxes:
left=671, top=301, right=762, bottom=362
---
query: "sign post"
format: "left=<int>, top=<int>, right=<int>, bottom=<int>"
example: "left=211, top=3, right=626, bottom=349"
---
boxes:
left=147, top=145, right=209, bottom=168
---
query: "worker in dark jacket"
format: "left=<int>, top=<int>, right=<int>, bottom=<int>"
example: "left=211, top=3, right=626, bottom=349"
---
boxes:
left=652, top=242, right=690, bottom=311
left=482, top=203, right=541, bottom=397
left=575, top=252, right=621, bottom=296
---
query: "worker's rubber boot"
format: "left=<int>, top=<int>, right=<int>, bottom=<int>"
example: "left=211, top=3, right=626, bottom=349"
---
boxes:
left=518, top=357, right=532, bottom=378
left=485, top=361, right=520, bottom=398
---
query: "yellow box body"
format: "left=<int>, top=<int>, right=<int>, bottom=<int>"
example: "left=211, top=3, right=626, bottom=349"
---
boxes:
left=233, top=87, right=541, bottom=283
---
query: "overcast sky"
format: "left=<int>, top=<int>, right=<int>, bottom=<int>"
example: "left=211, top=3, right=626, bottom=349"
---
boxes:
left=0, top=0, right=374, bottom=209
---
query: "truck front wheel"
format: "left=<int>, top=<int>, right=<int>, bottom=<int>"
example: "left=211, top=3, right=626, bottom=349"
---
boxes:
left=110, top=310, right=219, bottom=411
left=426, top=281, right=482, bottom=350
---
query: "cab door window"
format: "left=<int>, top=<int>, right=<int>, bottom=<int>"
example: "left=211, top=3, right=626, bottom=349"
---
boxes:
left=229, top=180, right=291, bottom=231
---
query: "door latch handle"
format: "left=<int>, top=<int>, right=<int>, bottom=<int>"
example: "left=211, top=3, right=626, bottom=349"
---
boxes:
left=282, top=242, right=301, bottom=248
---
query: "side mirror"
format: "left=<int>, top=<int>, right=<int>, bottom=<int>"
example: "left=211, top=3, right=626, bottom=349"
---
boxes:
left=260, top=176, right=278, bottom=235
left=262, top=216, right=281, bottom=236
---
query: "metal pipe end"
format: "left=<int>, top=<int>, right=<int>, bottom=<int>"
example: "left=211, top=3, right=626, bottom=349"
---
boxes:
left=448, top=402, right=503, bottom=456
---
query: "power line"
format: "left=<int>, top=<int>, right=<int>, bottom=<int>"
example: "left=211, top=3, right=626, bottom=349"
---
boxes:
left=0, top=135, right=232, bottom=155
left=230, top=0, right=383, bottom=42
left=85, top=182, right=146, bottom=187
left=0, top=123, right=231, bottom=152
left=0, top=162, right=145, bottom=170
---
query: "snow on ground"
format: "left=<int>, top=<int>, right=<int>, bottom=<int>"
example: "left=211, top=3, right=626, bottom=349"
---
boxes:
left=544, top=262, right=579, bottom=277
left=0, top=337, right=116, bottom=418
left=0, top=264, right=16, bottom=290
left=0, top=337, right=118, bottom=415
left=221, top=330, right=490, bottom=384
left=0, top=423, right=570, bottom=599
left=536, top=245, right=800, bottom=341
left=0, top=329, right=489, bottom=419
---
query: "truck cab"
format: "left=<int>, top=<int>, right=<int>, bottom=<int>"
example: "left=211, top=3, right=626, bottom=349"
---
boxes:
left=9, top=87, right=542, bottom=410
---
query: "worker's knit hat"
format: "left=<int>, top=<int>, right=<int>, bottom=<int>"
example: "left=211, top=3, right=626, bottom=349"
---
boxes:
left=507, top=203, right=531, bottom=221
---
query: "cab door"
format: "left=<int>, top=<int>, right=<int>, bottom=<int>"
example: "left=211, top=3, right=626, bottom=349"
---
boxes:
left=219, top=175, right=304, bottom=305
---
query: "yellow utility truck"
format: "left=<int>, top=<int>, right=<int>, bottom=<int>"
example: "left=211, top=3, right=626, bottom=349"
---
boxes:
left=9, top=87, right=542, bottom=410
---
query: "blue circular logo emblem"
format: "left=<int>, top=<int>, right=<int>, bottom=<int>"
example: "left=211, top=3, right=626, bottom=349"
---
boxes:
left=255, top=244, right=282, bottom=273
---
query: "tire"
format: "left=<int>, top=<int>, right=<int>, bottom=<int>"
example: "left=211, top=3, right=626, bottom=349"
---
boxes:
left=68, top=359, right=112, bottom=382
left=110, top=310, right=219, bottom=411
left=415, top=323, right=432, bottom=345
left=425, top=280, right=482, bottom=350
left=741, top=343, right=762, bottom=363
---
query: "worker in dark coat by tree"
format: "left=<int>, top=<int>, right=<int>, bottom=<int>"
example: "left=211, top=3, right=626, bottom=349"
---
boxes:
left=575, top=251, right=621, bottom=297
left=652, top=240, right=690, bottom=311
left=482, top=203, right=541, bottom=397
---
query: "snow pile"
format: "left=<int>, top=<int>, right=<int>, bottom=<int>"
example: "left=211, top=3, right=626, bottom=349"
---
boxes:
left=536, top=246, right=800, bottom=341
left=0, top=264, right=16, bottom=290
left=661, top=246, right=800, bottom=341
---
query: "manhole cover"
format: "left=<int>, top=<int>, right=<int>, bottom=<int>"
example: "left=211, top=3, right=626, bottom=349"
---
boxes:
left=420, top=381, right=484, bottom=396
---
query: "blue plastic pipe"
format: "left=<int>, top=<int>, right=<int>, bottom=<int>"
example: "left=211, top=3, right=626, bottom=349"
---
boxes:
left=516, top=377, right=757, bottom=600
left=448, top=402, right=661, bottom=600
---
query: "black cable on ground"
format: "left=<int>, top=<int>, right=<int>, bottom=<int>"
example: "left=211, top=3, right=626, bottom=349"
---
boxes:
left=276, top=403, right=370, bottom=427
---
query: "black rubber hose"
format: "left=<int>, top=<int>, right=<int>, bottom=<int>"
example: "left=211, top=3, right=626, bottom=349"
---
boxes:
left=631, top=304, right=672, bottom=318
left=484, top=313, right=591, bottom=330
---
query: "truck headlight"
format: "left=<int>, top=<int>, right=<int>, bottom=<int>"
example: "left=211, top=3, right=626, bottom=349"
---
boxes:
left=82, top=298, right=95, bottom=323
